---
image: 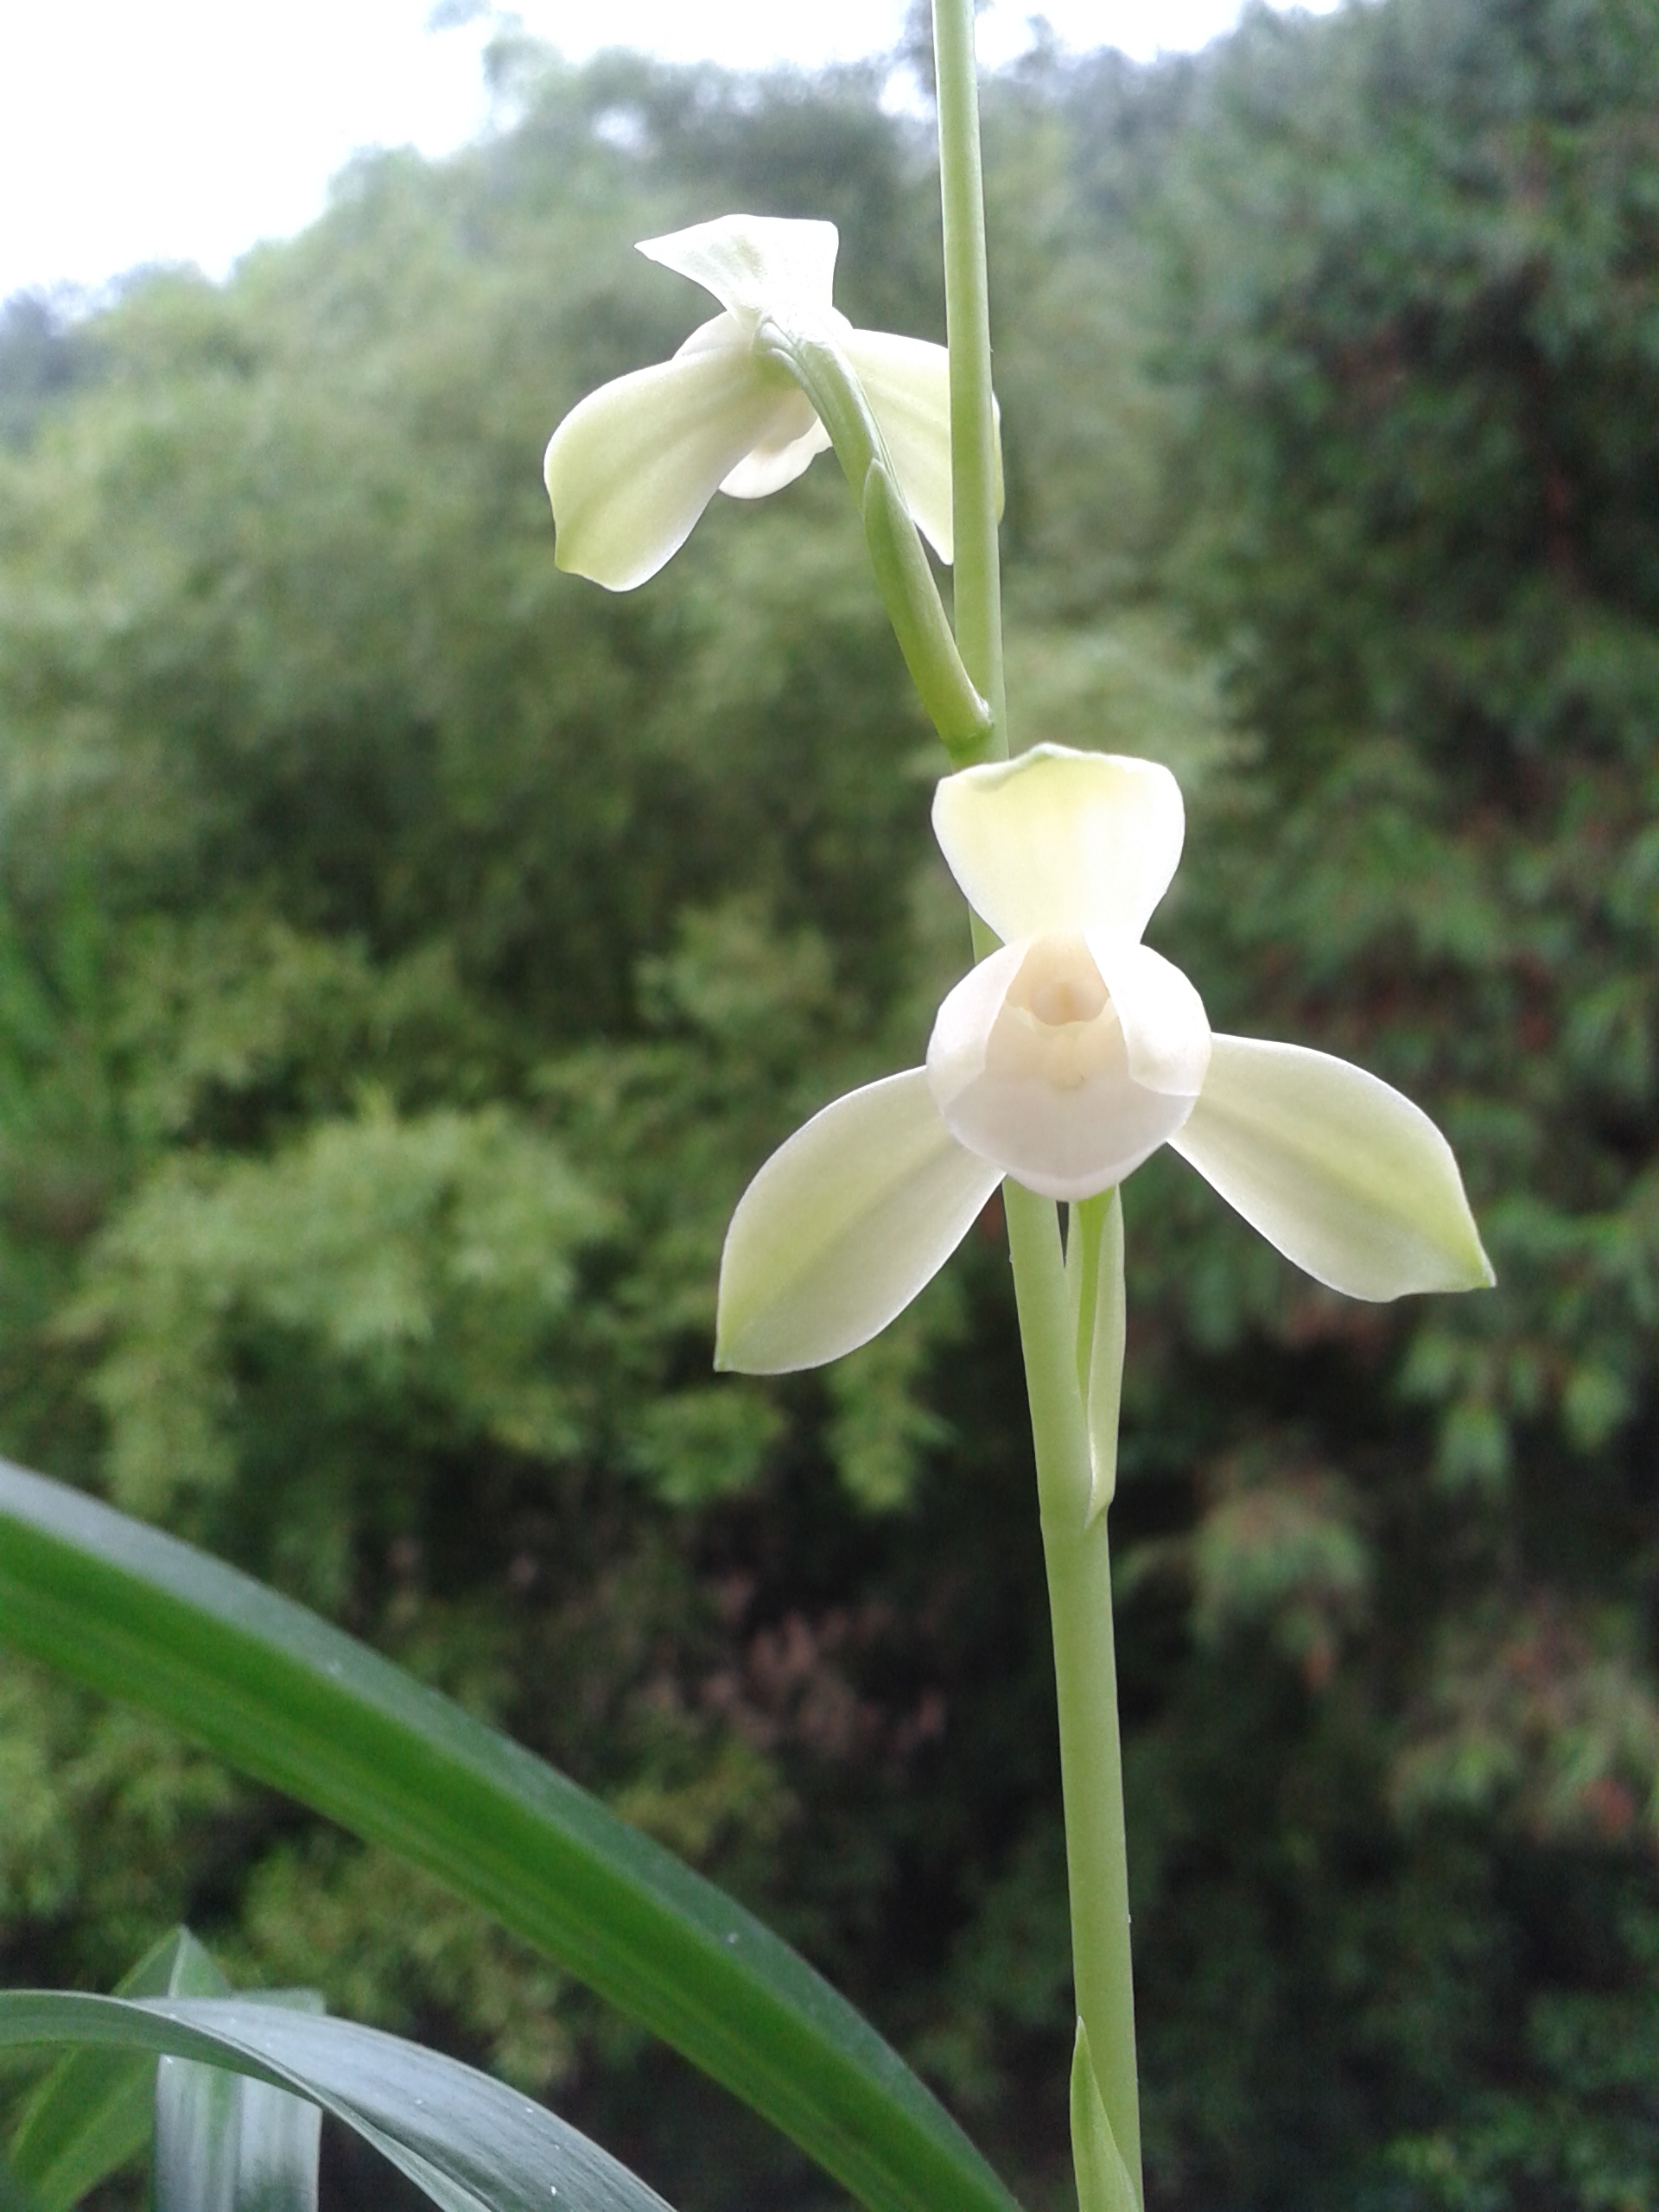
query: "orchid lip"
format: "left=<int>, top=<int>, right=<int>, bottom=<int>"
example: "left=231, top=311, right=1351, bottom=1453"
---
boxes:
left=925, top=931, right=1209, bottom=1202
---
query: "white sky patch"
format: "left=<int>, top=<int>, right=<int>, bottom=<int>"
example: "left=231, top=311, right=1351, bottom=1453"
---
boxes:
left=0, top=0, right=1328, bottom=303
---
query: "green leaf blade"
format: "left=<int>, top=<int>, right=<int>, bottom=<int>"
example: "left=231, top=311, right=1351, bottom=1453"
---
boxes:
left=0, top=1459, right=1020, bottom=2212
left=0, top=1993, right=665, bottom=2212
left=6, top=1926, right=226, bottom=2211
left=155, top=1993, right=325, bottom=2212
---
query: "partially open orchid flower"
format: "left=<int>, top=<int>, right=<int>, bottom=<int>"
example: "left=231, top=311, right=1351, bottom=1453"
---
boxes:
left=716, top=746, right=1494, bottom=1374
left=545, top=213, right=981, bottom=590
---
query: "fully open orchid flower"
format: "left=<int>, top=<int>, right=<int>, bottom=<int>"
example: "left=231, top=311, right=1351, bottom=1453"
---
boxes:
left=545, top=213, right=982, bottom=590
left=717, top=746, right=1493, bottom=1375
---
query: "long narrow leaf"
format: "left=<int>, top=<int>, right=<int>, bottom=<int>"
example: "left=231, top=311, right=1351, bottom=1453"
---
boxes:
left=0, top=1460, right=1020, bottom=2212
left=155, top=1992, right=325, bottom=2212
left=0, top=1993, right=670, bottom=2212
left=7, top=1926, right=226, bottom=2209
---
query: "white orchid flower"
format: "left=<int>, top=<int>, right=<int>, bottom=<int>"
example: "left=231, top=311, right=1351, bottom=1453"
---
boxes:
left=545, top=213, right=982, bottom=591
left=717, top=746, right=1493, bottom=1375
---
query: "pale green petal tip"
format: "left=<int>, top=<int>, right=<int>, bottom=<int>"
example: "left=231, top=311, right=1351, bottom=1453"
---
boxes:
left=945, top=741, right=1179, bottom=808
left=1173, top=1035, right=1497, bottom=1304
left=1451, top=1219, right=1497, bottom=1294
left=1432, top=1179, right=1497, bottom=1294
left=1402, top=1217, right=1495, bottom=1299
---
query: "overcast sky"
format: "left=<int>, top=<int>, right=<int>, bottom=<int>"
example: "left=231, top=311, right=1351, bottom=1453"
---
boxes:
left=0, top=1, right=1318, bottom=305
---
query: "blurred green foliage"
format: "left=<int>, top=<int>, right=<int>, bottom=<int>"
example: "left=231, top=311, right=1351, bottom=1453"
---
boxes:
left=0, top=0, right=1656, bottom=2206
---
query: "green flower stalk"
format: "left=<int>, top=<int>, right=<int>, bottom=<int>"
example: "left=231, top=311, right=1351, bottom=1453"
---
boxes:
left=542, top=64, right=1495, bottom=2212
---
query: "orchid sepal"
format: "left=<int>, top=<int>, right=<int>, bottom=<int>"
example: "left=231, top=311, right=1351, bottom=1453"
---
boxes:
left=1170, top=1033, right=1495, bottom=1301
left=932, top=747, right=1187, bottom=944
left=636, top=213, right=840, bottom=323
left=715, top=1069, right=1002, bottom=1376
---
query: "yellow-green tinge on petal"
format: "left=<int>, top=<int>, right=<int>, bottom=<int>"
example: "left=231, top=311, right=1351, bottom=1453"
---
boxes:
left=932, top=745, right=1187, bottom=945
left=716, top=1069, right=1003, bottom=1373
left=1169, top=1033, right=1496, bottom=1300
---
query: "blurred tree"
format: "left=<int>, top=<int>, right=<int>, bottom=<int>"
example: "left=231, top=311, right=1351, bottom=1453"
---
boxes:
left=1121, top=0, right=1659, bottom=2201
left=0, top=291, right=92, bottom=448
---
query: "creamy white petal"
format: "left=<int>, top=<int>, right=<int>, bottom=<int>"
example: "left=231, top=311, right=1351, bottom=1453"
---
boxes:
left=839, top=329, right=966, bottom=563
left=638, top=213, right=839, bottom=321
left=1087, top=938, right=1212, bottom=1097
left=545, top=342, right=791, bottom=590
left=931, top=745, right=1187, bottom=944
left=927, top=935, right=1198, bottom=1202
left=718, top=406, right=831, bottom=498
left=716, top=1070, right=1002, bottom=1374
left=1170, top=1034, right=1497, bottom=1300
left=671, top=314, right=832, bottom=498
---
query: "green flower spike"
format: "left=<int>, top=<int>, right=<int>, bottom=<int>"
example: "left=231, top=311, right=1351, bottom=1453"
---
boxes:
left=545, top=213, right=978, bottom=590
left=716, top=745, right=1495, bottom=1374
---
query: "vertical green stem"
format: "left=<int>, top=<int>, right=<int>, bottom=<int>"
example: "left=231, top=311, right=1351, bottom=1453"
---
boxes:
left=931, top=0, right=1007, bottom=761
left=931, top=2, right=1142, bottom=2198
left=1003, top=1184, right=1141, bottom=2202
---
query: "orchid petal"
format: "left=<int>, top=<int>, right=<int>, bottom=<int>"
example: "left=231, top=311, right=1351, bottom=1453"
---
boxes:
left=545, top=337, right=795, bottom=590
left=1087, top=938, right=1212, bottom=1098
left=718, top=407, right=831, bottom=498
left=638, top=214, right=840, bottom=321
left=716, top=1070, right=1002, bottom=1374
left=671, top=315, right=830, bottom=499
left=931, top=746, right=1186, bottom=944
left=839, top=329, right=988, bottom=563
left=1170, top=1034, right=1496, bottom=1300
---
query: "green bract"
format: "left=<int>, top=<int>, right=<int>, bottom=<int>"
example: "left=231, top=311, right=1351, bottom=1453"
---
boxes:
left=544, top=213, right=974, bottom=588
left=716, top=746, right=1494, bottom=1373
